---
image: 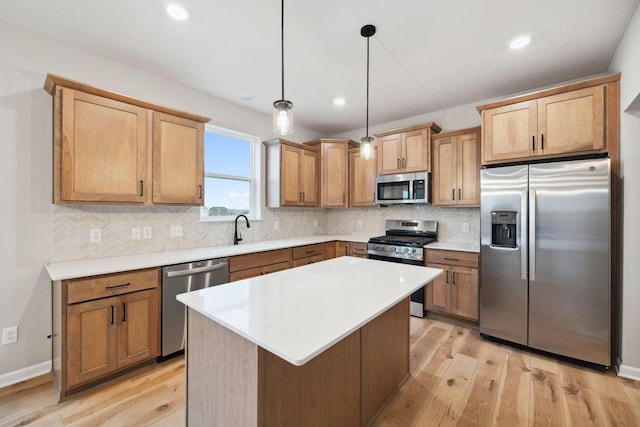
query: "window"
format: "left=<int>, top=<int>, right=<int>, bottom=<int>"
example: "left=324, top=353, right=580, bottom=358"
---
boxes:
left=200, top=125, right=261, bottom=221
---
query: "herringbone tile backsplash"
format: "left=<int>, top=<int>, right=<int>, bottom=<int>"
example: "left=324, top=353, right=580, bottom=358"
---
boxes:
left=52, top=204, right=479, bottom=262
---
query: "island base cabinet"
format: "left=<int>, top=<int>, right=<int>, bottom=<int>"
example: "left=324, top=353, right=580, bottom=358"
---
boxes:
left=185, top=298, right=410, bottom=427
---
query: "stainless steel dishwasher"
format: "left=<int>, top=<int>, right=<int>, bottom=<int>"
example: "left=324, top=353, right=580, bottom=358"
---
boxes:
left=161, top=258, right=229, bottom=359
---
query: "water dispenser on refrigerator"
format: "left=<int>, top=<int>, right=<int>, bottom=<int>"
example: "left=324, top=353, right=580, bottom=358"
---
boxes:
left=491, top=211, right=517, bottom=248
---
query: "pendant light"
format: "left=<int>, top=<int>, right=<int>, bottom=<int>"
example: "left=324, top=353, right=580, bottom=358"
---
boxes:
left=273, top=0, right=294, bottom=135
left=360, top=24, right=376, bottom=160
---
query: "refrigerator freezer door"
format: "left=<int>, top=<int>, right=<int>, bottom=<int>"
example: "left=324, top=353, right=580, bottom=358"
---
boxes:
left=480, top=165, right=529, bottom=345
left=528, top=158, right=610, bottom=365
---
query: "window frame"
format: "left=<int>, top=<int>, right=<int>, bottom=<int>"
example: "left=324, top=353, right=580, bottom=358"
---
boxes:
left=200, top=124, right=262, bottom=222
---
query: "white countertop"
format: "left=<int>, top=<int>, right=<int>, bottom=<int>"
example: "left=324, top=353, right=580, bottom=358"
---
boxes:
left=45, top=234, right=370, bottom=281
left=427, top=242, right=480, bottom=253
left=177, top=256, right=443, bottom=366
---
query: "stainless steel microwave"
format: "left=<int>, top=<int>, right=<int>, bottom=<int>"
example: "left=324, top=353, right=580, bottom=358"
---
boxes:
left=374, top=172, right=431, bottom=204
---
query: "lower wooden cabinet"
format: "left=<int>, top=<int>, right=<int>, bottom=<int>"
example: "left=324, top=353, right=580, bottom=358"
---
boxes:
left=229, top=248, right=292, bottom=281
left=292, top=243, right=325, bottom=267
left=425, top=250, right=479, bottom=321
left=349, top=242, right=368, bottom=259
left=53, top=268, right=160, bottom=400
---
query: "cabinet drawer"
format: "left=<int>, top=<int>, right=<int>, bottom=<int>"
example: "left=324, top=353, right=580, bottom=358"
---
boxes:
left=292, top=244, right=325, bottom=260
left=426, top=250, right=478, bottom=268
left=349, top=242, right=368, bottom=258
left=292, top=254, right=325, bottom=268
left=263, top=260, right=292, bottom=274
left=67, top=268, right=159, bottom=304
left=229, top=248, right=292, bottom=272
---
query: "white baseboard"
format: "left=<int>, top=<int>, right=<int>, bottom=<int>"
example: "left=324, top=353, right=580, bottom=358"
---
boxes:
left=0, top=361, right=51, bottom=388
left=618, top=363, right=640, bottom=381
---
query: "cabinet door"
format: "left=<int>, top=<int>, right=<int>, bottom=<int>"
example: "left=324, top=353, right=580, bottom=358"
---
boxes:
left=117, top=289, right=159, bottom=368
left=482, top=100, right=537, bottom=164
left=349, top=149, right=377, bottom=207
left=60, top=88, right=148, bottom=203
left=403, top=129, right=430, bottom=172
left=425, top=264, right=450, bottom=314
left=537, top=86, right=605, bottom=156
left=432, top=137, right=457, bottom=206
left=450, top=266, right=479, bottom=320
left=322, top=143, right=348, bottom=207
left=377, top=134, right=403, bottom=175
left=280, top=144, right=303, bottom=206
left=67, top=297, right=118, bottom=387
left=300, top=148, right=319, bottom=207
left=152, top=112, right=204, bottom=205
left=349, top=242, right=368, bottom=258
left=456, top=132, right=480, bottom=206
left=336, top=241, right=349, bottom=257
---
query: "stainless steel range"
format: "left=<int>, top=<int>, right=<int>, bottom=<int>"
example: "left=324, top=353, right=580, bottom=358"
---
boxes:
left=368, top=219, right=437, bottom=317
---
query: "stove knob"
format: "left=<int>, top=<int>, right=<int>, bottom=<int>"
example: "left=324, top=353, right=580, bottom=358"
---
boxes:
left=412, top=248, right=417, bottom=253
left=388, top=246, right=396, bottom=252
left=404, top=247, right=410, bottom=253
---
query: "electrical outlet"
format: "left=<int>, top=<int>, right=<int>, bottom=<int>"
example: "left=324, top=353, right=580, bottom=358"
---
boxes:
left=357, top=219, right=363, bottom=228
left=131, top=227, right=141, bottom=240
left=273, top=221, right=280, bottom=230
left=90, top=229, right=101, bottom=242
left=143, top=227, right=152, bottom=239
left=463, top=222, right=470, bottom=233
left=2, top=326, right=18, bottom=344
left=170, top=225, right=183, bottom=237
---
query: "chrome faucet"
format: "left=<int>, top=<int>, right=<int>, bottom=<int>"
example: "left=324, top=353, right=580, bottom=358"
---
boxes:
left=234, top=214, right=251, bottom=245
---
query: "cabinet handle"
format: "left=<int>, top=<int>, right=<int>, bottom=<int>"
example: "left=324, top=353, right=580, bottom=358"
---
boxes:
left=122, top=303, right=126, bottom=322
left=444, top=257, right=459, bottom=261
left=198, top=185, right=203, bottom=199
left=452, top=189, right=455, bottom=201
left=299, top=192, right=302, bottom=202
left=397, top=158, right=400, bottom=169
left=402, top=158, right=406, bottom=169
left=452, top=272, right=456, bottom=285
left=541, top=134, right=545, bottom=150
left=458, top=189, right=461, bottom=200
left=305, top=249, right=315, bottom=254
left=373, top=192, right=375, bottom=202
left=110, top=305, right=114, bottom=325
left=106, top=282, right=131, bottom=290
left=302, top=192, right=305, bottom=202
left=532, top=135, right=535, bottom=151
left=139, top=180, right=144, bottom=197
left=446, top=271, right=449, bottom=283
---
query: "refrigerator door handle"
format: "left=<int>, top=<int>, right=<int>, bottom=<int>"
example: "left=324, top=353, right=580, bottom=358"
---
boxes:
left=520, top=191, right=528, bottom=280
left=529, top=189, right=536, bottom=282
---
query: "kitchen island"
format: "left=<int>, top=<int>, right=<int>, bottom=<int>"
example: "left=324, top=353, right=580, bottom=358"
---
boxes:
left=177, top=256, right=442, bottom=426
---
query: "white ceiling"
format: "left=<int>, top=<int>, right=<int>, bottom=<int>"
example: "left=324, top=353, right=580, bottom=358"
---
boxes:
left=1, top=0, right=638, bottom=135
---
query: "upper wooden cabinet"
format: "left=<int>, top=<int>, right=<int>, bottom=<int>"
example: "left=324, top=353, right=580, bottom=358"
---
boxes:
left=45, top=74, right=210, bottom=205
left=432, top=127, right=481, bottom=207
left=304, top=139, right=358, bottom=208
left=477, top=73, right=619, bottom=165
left=264, top=138, right=319, bottom=207
left=349, top=147, right=377, bottom=207
left=374, top=122, right=441, bottom=175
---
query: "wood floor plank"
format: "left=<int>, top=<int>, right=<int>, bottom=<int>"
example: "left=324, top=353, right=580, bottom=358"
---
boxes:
left=623, top=378, right=640, bottom=422
left=529, top=367, right=565, bottom=427
left=558, top=363, right=603, bottom=426
left=415, top=352, right=478, bottom=426
left=588, top=370, right=629, bottom=401
left=410, top=325, right=450, bottom=372
left=457, top=342, right=509, bottom=426
left=595, top=395, right=640, bottom=427
left=492, top=350, right=531, bottom=427
left=457, top=327, right=484, bottom=360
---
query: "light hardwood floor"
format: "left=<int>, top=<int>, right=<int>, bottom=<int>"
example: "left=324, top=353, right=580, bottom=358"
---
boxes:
left=2, top=317, right=639, bottom=426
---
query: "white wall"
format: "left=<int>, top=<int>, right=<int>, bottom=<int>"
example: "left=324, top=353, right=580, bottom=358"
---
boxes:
left=609, top=2, right=640, bottom=379
left=0, top=21, right=324, bottom=380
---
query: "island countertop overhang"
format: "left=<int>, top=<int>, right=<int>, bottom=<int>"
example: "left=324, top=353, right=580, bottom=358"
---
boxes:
left=177, top=256, right=443, bottom=366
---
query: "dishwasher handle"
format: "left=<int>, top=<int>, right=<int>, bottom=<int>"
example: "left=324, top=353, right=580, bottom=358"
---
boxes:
left=165, top=261, right=228, bottom=278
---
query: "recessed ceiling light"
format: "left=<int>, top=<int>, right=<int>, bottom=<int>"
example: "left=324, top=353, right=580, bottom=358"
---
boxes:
left=510, top=35, right=531, bottom=50
left=240, top=95, right=254, bottom=101
left=166, top=4, right=189, bottom=21
left=333, top=97, right=346, bottom=106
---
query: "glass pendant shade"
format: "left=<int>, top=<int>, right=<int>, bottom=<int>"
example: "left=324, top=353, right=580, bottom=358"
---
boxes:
left=273, top=100, right=294, bottom=136
left=360, top=136, right=374, bottom=160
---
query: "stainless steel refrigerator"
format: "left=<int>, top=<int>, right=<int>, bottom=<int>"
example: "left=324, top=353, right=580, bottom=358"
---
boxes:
left=480, top=157, right=610, bottom=366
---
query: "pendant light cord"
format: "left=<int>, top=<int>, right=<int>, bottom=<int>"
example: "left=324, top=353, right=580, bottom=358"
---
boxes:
left=365, top=33, right=370, bottom=138
left=280, top=0, right=285, bottom=101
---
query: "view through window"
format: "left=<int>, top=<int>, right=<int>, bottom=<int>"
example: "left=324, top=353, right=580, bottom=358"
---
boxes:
left=201, top=125, right=261, bottom=220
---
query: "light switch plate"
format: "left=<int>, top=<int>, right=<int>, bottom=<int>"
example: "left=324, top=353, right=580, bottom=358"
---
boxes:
left=463, top=223, right=470, bottom=233
left=90, top=229, right=101, bottom=242
left=170, top=225, right=183, bottom=237
left=131, top=227, right=141, bottom=240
